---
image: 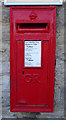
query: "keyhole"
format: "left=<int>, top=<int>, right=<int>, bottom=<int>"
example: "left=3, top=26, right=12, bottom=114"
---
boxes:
left=23, top=71, right=24, bottom=75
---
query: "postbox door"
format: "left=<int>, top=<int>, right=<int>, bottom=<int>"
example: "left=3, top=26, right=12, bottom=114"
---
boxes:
left=16, top=39, right=49, bottom=106
left=10, top=6, right=56, bottom=112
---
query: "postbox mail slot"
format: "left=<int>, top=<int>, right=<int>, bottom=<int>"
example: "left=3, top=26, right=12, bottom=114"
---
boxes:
left=16, top=23, right=49, bottom=33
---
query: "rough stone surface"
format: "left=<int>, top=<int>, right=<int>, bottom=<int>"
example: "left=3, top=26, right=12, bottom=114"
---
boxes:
left=0, top=1, right=64, bottom=119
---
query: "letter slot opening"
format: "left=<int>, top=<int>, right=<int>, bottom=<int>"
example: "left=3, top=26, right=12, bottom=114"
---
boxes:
left=16, top=23, right=50, bottom=33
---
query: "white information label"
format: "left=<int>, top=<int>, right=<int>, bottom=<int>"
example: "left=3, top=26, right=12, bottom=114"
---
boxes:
left=25, top=41, right=41, bottom=67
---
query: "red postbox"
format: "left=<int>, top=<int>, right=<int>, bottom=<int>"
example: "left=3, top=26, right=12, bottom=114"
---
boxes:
left=10, top=6, right=56, bottom=112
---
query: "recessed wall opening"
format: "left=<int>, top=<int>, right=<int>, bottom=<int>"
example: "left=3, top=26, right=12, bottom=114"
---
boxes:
left=16, top=23, right=49, bottom=33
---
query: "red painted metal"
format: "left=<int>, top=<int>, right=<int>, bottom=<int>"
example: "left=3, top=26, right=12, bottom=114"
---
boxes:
left=10, top=6, right=56, bottom=112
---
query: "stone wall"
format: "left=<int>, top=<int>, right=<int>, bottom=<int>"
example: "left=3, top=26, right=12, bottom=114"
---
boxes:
left=0, top=1, right=64, bottom=118
left=0, top=1, right=2, bottom=120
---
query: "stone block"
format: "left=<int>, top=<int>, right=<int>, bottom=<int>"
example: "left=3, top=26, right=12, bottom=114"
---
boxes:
left=2, top=23, right=10, bottom=41
left=2, top=74, right=10, bottom=92
left=2, top=3, right=10, bottom=23
left=2, top=62, right=10, bottom=74
left=0, top=62, right=2, bottom=75
left=2, top=41, right=10, bottom=62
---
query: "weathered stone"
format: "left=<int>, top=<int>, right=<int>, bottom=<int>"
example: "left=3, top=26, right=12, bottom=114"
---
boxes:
left=0, top=85, right=2, bottom=92
left=37, top=110, right=64, bottom=118
left=2, top=3, right=10, bottom=23
left=2, top=23, right=10, bottom=41
left=0, top=62, right=2, bottom=75
left=2, top=41, right=10, bottom=62
left=2, top=62, right=10, bottom=74
left=2, top=23, right=10, bottom=34
left=2, top=107, right=16, bottom=118
left=2, top=74, right=10, bottom=91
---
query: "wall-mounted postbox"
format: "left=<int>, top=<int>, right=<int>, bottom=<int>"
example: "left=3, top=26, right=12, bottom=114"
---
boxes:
left=10, top=6, right=56, bottom=112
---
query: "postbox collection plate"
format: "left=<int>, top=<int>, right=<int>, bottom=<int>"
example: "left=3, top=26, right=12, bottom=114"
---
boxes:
left=10, top=6, right=56, bottom=112
left=25, top=41, right=41, bottom=67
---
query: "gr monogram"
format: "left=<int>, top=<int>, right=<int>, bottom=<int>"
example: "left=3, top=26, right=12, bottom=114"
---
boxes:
left=24, top=74, right=40, bottom=84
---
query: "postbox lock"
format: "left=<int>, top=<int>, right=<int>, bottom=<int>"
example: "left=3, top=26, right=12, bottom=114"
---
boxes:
left=29, top=12, right=37, bottom=20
